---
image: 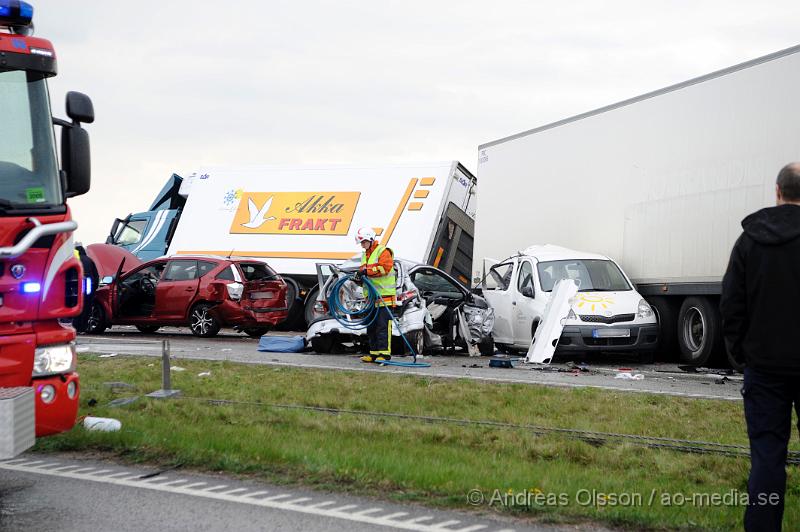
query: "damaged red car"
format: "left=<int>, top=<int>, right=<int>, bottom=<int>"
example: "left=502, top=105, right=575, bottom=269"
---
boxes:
left=87, top=256, right=289, bottom=337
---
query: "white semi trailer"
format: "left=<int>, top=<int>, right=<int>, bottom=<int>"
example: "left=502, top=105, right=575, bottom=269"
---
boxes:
left=474, top=44, right=800, bottom=367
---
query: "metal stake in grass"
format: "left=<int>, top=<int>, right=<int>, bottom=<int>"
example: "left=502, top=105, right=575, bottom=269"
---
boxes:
left=146, top=339, right=182, bottom=399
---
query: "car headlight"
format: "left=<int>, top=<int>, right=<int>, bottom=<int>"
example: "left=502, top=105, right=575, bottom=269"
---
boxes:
left=33, top=343, right=77, bottom=377
left=637, top=299, right=654, bottom=319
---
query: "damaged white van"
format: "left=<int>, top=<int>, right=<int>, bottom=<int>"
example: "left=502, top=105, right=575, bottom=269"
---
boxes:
left=481, top=245, right=658, bottom=361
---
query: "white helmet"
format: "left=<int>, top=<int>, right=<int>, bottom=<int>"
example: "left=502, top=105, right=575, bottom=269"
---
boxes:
left=355, top=226, right=377, bottom=244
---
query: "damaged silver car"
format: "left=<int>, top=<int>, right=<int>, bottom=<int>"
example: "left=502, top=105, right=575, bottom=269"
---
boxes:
left=306, top=258, right=495, bottom=356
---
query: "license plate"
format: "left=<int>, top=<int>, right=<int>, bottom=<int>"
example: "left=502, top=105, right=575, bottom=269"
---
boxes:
left=592, top=328, right=630, bottom=338
left=250, top=291, right=275, bottom=300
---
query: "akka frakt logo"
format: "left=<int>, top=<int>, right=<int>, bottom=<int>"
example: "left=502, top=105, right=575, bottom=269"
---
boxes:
left=229, top=192, right=361, bottom=235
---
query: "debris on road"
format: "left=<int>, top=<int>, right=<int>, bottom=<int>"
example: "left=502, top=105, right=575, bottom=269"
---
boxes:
left=615, top=372, right=644, bottom=380
left=98, top=353, right=118, bottom=358
left=170, top=366, right=186, bottom=372
left=198, top=371, right=212, bottom=377
left=83, top=416, right=122, bottom=432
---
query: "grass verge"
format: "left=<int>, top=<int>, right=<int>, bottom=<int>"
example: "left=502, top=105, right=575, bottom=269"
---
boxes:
left=35, top=355, right=800, bottom=530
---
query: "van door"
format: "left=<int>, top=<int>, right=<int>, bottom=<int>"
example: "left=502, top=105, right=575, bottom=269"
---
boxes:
left=512, top=259, right=546, bottom=347
left=480, top=258, right=517, bottom=345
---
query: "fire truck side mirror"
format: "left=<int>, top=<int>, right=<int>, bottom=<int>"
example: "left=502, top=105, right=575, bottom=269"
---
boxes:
left=66, top=91, right=95, bottom=124
left=61, top=125, right=91, bottom=198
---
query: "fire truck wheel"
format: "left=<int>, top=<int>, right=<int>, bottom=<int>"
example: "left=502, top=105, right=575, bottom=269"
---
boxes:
left=189, top=303, right=221, bottom=338
left=86, top=302, right=108, bottom=334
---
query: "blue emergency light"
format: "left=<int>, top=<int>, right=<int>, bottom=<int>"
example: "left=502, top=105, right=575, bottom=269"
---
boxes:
left=22, top=281, right=41, bottom=293
left=84, top=277, right=92, bottom=295
left=0, top=1, right=33, bottom=28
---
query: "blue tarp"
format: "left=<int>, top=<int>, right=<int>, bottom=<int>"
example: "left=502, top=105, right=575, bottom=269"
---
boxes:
left=257, top=335, right=307, bottom=353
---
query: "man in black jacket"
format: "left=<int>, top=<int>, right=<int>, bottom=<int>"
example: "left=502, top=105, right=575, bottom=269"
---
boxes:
left=721, top=162, right=800, bottom=532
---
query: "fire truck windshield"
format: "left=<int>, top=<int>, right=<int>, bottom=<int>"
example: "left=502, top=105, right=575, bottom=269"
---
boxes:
left=0, top=69, right=61, bottom=211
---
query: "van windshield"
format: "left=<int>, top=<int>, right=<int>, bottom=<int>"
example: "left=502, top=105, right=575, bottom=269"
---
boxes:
left=537, top=259, right=631, bottom=292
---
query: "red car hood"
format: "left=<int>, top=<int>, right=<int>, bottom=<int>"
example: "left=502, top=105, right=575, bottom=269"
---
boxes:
left=86, top=243, right=143, bottom=278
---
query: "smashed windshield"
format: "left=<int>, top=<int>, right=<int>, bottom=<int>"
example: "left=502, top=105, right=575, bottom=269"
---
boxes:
left=0, top=70, right=61, bottom=210
left=537, top=259, right=631, bottom=292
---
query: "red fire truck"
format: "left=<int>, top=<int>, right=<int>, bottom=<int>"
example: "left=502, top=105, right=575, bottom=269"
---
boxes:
left=0, top=1, right=93, bottom=437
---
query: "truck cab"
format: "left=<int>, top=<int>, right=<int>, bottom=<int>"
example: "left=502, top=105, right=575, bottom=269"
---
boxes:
left=481, top=245, right=658, bottom=357
left=106, top=173, right=184, bottom=260
left=0, top=0, right=93, bottom=437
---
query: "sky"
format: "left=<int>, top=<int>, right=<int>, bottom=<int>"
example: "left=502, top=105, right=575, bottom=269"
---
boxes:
left=32, top=0, right=800, bottom=244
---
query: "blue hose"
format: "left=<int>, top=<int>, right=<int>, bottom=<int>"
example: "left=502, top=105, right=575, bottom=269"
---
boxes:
left=327, top=273, right=431, bottom=367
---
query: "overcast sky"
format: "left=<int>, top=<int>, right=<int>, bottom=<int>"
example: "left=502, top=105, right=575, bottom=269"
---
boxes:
left=34, top=1, right=800, bottom=244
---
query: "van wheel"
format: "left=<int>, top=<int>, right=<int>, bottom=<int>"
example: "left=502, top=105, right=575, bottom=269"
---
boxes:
left=243, top=327, right=270, bottom=338
left=86, top=303, right=108, bottom=334
left=677, top=297, right=721, bottom=366
left=189, top=303, right=221, bottom=338
left=136, top=325, right=160, bottom=334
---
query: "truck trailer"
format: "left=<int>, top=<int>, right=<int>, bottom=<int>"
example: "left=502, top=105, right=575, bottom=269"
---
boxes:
left=0, top=0, right=93, bottom=444
left=107, top=162, right=477, bottom=327
left=474, top=44, right=800, bottom=367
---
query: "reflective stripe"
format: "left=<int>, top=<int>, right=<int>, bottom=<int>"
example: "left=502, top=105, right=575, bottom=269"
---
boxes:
left=361, top=245, right=395, bottom=298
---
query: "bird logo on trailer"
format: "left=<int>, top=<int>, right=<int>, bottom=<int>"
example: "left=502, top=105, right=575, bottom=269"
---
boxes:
left=241, top=196, right=277, bottom=228
left=230, top=191, right=361, bottom=235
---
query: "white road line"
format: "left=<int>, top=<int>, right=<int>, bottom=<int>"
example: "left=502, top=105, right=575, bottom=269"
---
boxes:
left=142, top=476, right=170, bottom=483
left=181, top=482, right=208, bottom=489
left=70, top=467, right=98, bottom=474
left=244, top=490, right=270, bottom=498
left=91, top=469, right=114, bottom=476
left=204, top=484, right=229, bottom=492
left=430, top=520, right=459, bottom=529
left=0, top=460, right=508, bottom=532
left=261, top=494, right=293, bottom=501
left=162, top=480, right=190, bottom=487
left=307, top=500, right=337, bottom=508
left=107, top=471, right=135, bottom=478
left=329, top=504, right=358, bottom=512
left=284, top=497, right=312, bottom=504
left=221, top=488, right=249, bottom=495
left=382, top=512, right=410, bottom=520
left=354, top=507, right=383, bottom=516
left=453, top=525, right=488, bottom=532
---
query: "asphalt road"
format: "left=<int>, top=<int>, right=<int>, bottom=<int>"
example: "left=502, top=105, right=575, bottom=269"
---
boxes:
left=0, top=454, right=571, bottom=532
left=77, top=326, right=743, bottom=401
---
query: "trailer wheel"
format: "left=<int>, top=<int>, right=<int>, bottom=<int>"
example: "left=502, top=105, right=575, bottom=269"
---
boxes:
left=276, top=278, right=304, bottom=331
left=189, top=303, right=221, bottom=338
left=677, top=297, right=721, bottom=366
left=136, top=325, right=160, bottom=334
left=303, top=285, right=320, bottom=326
left=647, top=296, right=678, bottom=359
left=86, top=302, right=108, bottom=334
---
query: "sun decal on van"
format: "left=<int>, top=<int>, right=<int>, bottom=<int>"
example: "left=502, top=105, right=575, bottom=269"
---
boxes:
left=575, top=293, right=615, bottom=313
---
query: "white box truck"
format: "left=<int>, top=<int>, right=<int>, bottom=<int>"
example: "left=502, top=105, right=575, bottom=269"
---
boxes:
left=474, top=44, right=800, bottom=367
left=108, top=162, right=477, bottom=327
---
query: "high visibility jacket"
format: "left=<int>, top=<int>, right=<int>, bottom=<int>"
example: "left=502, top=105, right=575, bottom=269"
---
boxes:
left=361, top=244, right=396, bottom=303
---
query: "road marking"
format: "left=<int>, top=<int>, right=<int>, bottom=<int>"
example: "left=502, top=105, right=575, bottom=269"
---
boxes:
left=454, top=526, right=488, bottom=532
left=0, top=459, right=512, bottom=532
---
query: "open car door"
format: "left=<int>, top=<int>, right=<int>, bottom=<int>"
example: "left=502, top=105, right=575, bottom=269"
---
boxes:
left=480, top=258, right=517, bottom=345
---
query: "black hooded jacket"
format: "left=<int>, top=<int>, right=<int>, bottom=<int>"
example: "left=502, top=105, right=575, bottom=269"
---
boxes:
left=720, top=204, right=800, bottom=374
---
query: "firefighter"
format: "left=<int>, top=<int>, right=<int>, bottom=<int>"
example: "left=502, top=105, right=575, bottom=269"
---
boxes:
left=354, top=227, right=396, bottom=363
